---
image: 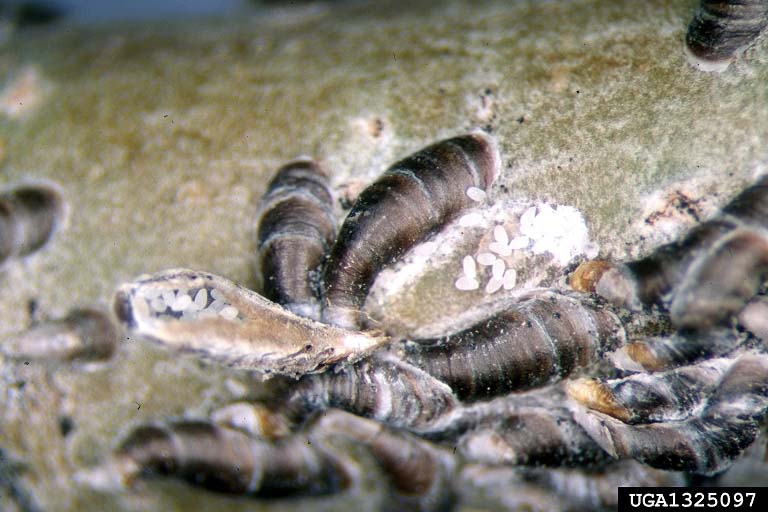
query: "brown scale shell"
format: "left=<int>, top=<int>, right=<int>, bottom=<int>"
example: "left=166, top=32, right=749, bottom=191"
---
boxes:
left=113, top=269, right=387, bottom=378
left=0, top=183, right=63, bottom=264
left=322, top=132, right=500, bottom=330
left=459, top=404, right=607, bottom=467
left=287, top=354, right=459, bottom=433
left=573, top=352, right=768, bottom=475
left=686, top=0, right=768, bottom=65
left=256, top=158, right=336, bottom=321
left=403, top=291, right=624, bottom=401
left=311, top=410, right=456, bottom=509
left=580, top=174, right=768, bottom=331
left=1, top=308, right=119, bottom=363
left=112, top=420, right=348, bottom=497
left=566, top=355, right=735, bottom=424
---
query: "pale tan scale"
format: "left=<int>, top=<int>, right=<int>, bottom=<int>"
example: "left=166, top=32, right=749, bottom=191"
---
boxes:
left=114, top=268, right=388, bottom=378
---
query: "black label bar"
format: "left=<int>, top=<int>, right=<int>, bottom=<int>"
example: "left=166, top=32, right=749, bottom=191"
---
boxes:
left=619, top=488, right=768, bottom=511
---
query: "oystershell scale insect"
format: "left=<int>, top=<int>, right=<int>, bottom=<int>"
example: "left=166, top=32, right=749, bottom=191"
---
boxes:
left=1, top=308, right=118, bottom=363
left=0, top=183, right=63, bottom=265
left=572, top=174, right=768, bottom=331
left=322, top=132, right=501, bottom=330
left=255, top=158, right=336, bottom=321
left=686, top=0, right=768, bottom=69
left=113, top=269, right=387, bottom=378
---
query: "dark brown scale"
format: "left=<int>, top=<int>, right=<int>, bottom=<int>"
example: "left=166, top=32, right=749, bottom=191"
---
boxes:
left=287, top=356, right=458, bottom=432
left=313, top=410, right=456, bottom=511
left=456, top=394, right=608, bottom=467
left=665, top=175, right=768, bottom=328
left=322, top=133, right=498, bottom=329
left=567, top=356, right=734, bottom=424
left=368, top=431, right=441, bottom=497
left=256, top=159, right=336, bottom=320
left=624, top=219, right=735, bottom=307
left=115, top=421, right=348, bottom=497
left=670, top=228, right=768, bottom=328
left=458, top=405, right=608, bottom=468
left=686, top=0, right=768, bottom=62
left=594, top=175, right=768, bottom=328
left=1, top=308, right=119, bottom=363
left=0, top=184, right=63, bottom=264
left=403, top=293, right=623, bottom=401
left=575, top=353, right=768, bottom=474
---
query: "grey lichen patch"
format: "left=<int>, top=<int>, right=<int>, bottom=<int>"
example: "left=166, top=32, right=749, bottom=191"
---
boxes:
left=0, top=0, right=766, bottom=510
